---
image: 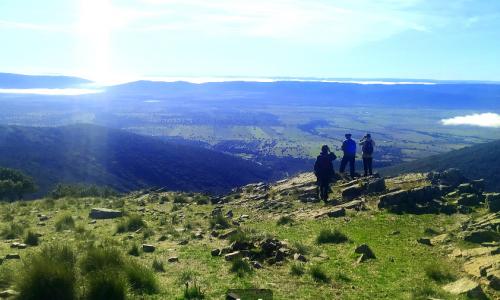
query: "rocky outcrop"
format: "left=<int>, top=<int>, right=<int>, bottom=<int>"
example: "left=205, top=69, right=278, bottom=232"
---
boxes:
left=442, top=278, right=486, bottom=298
left=89, top=208, right=123, bottom=219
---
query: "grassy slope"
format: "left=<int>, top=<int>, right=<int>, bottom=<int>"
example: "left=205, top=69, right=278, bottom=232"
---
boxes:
left=2, top=175, right=494, bottom=299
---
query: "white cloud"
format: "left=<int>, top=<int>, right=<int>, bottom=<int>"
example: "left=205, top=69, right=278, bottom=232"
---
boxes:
left=441, top=113, right=500, bottom=128
left=0, top=20, right=69, bottom=33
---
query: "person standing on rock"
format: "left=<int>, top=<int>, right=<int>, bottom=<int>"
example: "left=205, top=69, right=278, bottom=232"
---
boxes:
left=359, top=133, right=375, bottom=177
left=340, top=133, right=357, bottom=177
left=314, top=145, right=336, bottom=202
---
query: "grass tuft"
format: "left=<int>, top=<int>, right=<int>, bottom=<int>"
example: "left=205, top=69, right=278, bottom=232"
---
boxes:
left=124, top=260, right=159, bottom=294
left=152, top=257, right=165, bottom=272
left=116, top=215, right=146, bottom=233
left=277, top=215, right=294, bottom=226
left=230, top=258, right=253, bottom=277
left=309, top=264, right=330, bottom=283
left=290, top=262, right=305, bottom=276
left=85, top=270, right=128, bottom=300
left=424, top=263, right=457, bottom=283
left=55, top=214, right=75, bottom=231
left=316, top=229, right=348, bottom=244
left=24, top=230, right=39, bottom=246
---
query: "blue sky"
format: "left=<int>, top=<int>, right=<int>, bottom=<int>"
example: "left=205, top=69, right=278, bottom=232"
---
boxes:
left=1, top=0, right=499, bottom=81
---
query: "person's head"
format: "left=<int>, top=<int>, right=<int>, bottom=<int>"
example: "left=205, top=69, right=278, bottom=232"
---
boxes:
left=321, top=145, right=330, bottom=154
left=365, top=133, right=371, bottom=139
left=345, top=133, right=352, bottom=139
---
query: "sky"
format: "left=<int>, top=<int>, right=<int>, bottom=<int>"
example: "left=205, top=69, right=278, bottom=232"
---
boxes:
left=1, top=0, right=500, bottom=82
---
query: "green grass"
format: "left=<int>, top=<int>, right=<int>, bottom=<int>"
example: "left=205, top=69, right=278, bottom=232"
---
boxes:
left=152, top=257, right=165, bottom=272
left=290, top=262, right=305, bottom=276
left=316, top=229, right=348, bottom=244
left=116, top=214, right=146, bottom=233
left=208, top=214, right=230, bottom=229
left=309, top=264, right=330, bottom=283
left=85, top=270, right=128, bottom=300
left=1, top=222, right=25, bottom=239
left=277, top=215, right=294, bottom=226
left=229, top=258, right=253, bottom=278
left=424, top=263, right=457, bottom=283
left=24, top=230, right=39, bottom=246
left=54, top=213, right=75, bottom=231
left=16, top=244, right=76, bottom=300
left=124, top=260, right=159, bottom=294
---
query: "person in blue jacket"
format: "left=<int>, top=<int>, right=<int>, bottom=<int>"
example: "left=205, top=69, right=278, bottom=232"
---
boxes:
left=339, top=133, right=356, bottom=177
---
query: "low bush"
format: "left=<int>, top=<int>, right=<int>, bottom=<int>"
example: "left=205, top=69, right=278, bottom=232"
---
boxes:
left=309, top=265, right=330, bottom=283
left=55, top=214, right=75, bottom=231
left=183, top=281, right=205, bottom=299
left=80, top=247, right=124, bottom=274
left=424, top=263, right=457, bottom=283
left=290, top=262, right=305, bottom=276
left=230, top=258, right=252, bottom=277
left=49, top=183, right=118, bottom=199
left=277, top=215, right=294, bottom=226
left=1, top=222, right=25, bottom=239
left=85, top=270, right=128, bottom=300
left=152, top=257, right=165, bottom=272
left=16, top=244, right=76, bottom=300
left=316, top=229, right=348, bottom=244
left=24, top=230, right=39, bottom=246
left=292, top=241, right=310, bottom=255
left=124, top=260, right=159, bottom=294
left=116, top=215, right=146, bottom=233
left=209, top=214, right=230, bottom=229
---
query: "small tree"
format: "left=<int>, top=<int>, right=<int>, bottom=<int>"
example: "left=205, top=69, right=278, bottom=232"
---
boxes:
left=0, top=167, right=36, bottom=201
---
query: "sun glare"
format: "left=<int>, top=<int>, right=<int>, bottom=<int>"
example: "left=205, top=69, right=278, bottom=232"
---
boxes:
left=76, top=0, right=113, bottom=83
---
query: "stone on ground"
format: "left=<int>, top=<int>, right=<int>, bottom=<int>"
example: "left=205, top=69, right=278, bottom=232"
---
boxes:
left=89, top=208, right=123, bottom=219
left=442, top=278, right=485, bottom=298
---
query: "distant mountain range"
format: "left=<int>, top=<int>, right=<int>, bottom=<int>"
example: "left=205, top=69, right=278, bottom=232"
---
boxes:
left=0, top=124, right=273, bottom=196
left=382, top=139, right=500, bottom=191
left=0, top=73, right=91, bottom=89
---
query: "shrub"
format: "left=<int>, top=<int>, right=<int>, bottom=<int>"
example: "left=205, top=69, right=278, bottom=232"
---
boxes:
left=55, top=214, right=75, bottom=231
left=173, top=195, right=188, bottom=204
left=183, top=282, right=205, bottom=299
left=230, top=258, right=252, bottom=277
left=49, top=183, right=118, bottom=199
left=85, top=270, right=128, bottom=300
left=0, top=264, right=14, bottom=289
left=309, top=265, right=330, bottom=283
left=128, top=244, right=140, bottom=257
left=209, top=214, right=230, bottom=229
left=81, top=247, right=124, bottom=274
left=316, top=229, right=348, bottom=244
left=194, top=195, right=209, bottom=205
left=290, top=262, right=305, bottom=276
left=277, top=215, right=294, bottom=226
left=1, top=222, right=25, bottom=239
left=116, top=215, right=146, bottom=233
left=292, top=241, right=310, bottom=255
left=24, top=230, right=39, bottom=246
left=17, top=244, right=76, bottom=300
left=0, top=167, right=36, bottom=201
left=124, top=260, right=159, bottom=294
left=424, top=264, right=457, bottom=283
left=152, top=258, right=165, bottom=272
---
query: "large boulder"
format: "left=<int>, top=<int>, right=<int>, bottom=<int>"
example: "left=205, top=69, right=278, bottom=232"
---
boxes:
left=463, top=230, right=500, bottom=244
left=365, top=178, right=386, bottom=194
left=407, top=185, right=441, bottom=204
left=341, top=185, right=363, bottom=201
left=457, top=194, right=482, bottom=207
left=486, top=193, right=500, bottom=213
left=378, top=190, right=409, bottom=209
left=89, top=208, right=123, bottom=219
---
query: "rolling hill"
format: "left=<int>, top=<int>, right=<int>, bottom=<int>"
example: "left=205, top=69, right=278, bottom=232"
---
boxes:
left=381, top=139, right=500, bottom=191
left=0, top=124, right=273, bottom=196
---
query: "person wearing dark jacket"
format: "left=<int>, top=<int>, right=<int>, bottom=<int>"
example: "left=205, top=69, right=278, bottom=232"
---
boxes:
left=314, top=145, right=336, bottom=202
left=339, top=133, right=356, bottom=177
left=359, top=133, right=375, bottom=176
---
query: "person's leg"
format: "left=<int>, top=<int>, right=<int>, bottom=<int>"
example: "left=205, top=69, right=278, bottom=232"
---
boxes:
left=339, top=156, right=348, bottom=173
left=368, top=158, right=373, bottom=175
left=363, top=158, right=368, bottom=176
left=349, top=156, right=355, bottom=177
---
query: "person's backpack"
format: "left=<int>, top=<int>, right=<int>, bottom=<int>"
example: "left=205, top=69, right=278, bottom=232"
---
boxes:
left=362, top=140, right=374, bottom=155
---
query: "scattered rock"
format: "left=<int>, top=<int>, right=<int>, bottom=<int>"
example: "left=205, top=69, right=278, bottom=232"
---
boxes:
left=0, top=289, right=18, bottom=298
left=251, top=261, right=263, bottom=269
left=365, top=178, right=386, bottom=194
left=5, top=253, right=20, bottom=260
left=219, top=229, right=238, bottom=239
left=38, top=215, right=49, bottom=221
left=142, top=244, right=156, bottom=253
left=168, top=257, right=179, bottom=263
left=224, top=251, right=242, bottom=261
left=442, top=278, right=485, bottom=298
left=178, top=239, right=189, bottom=245
left=211, top=249, right=221, bottom=256
left=293, top=253, right=308, bottom=262
left=417, top=237, right=432, bottom=246
left=314, top=207, right=346, bottom=219
left=88, top=220, right=97, bottom=224
left=457, top=194, right=481, bottom=206
left=463, top=230, right=500, bottom=244
left=89, top=208, right=123, bottom=219
left=430, top=234, right=449, bottom=245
